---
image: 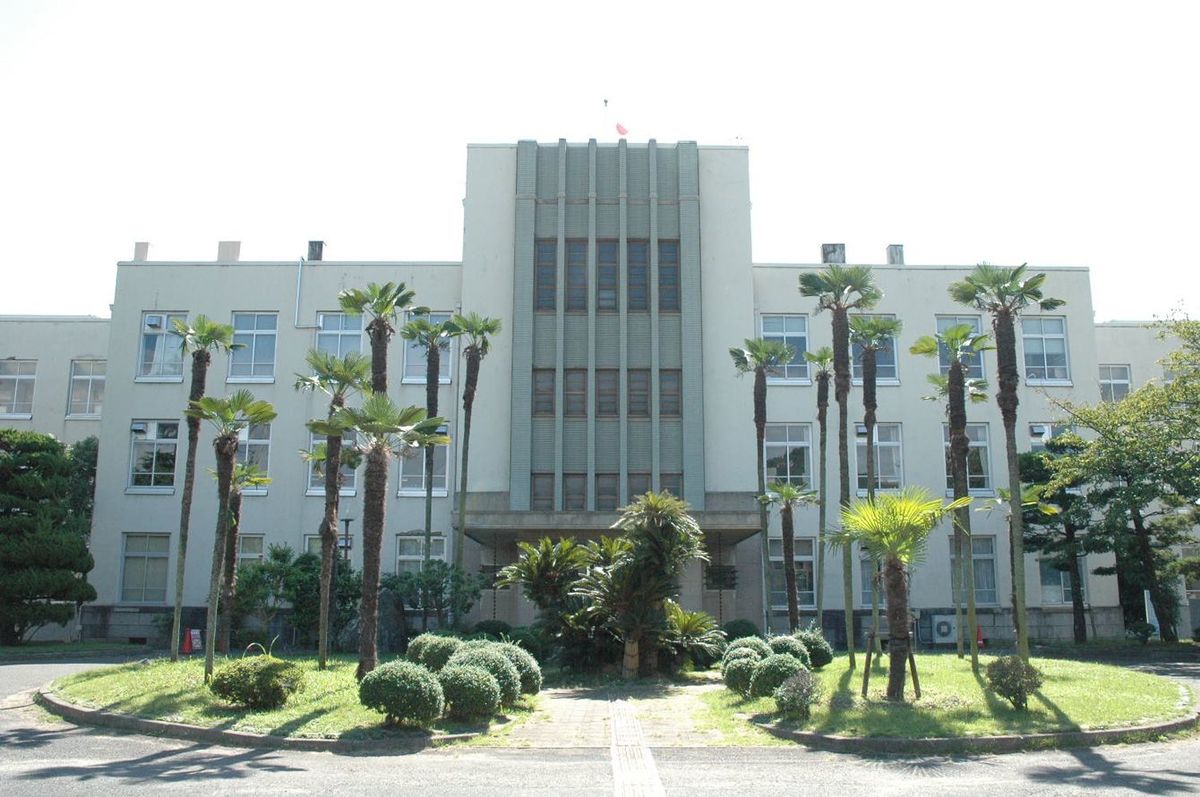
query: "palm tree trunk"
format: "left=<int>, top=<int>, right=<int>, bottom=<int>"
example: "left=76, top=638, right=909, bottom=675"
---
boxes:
left=863, top=350, right=881, bottom=652
left=622, top=635, right=640, bottom=680
left=218, top=487, right=243, bottom=654
left=782, top=503, right=799, bottom=631
left=317, top=428, right=342, bottom=670
left=204, top=434, right=236, bottom=682
left=357, top=445, right=389, bottom=680
left=1065, top=527, right=1087, bottom=644
left=833, top=308, right=856, bottom=667
left=1131, top=506, right=1179, bottom=641
left=993, top=310, right=1029, bottom=659
left=947, top=361, right=969, bottom=661
left=455, top=349, right=480, bottom=573
left=368, top=319, right=389, bottom=393
left=423, top=345, right=440, bottom=563
left=754, top=366, right=771, bottom=634
left=961, top=507, right=979, bottom=669
left=882, top=555, right=910, bottom=701
left=170, top=350, right=210, bottom=661
left=815, top=375, right=829, bottom=626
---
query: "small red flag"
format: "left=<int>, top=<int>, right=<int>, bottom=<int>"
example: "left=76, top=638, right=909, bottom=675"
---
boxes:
left=616, top=123, right=629, bottom=136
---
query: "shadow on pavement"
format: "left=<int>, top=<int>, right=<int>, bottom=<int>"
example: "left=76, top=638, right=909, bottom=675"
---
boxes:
left=1025, top=746, right=1200, bottom=794
left=16, top=742, right=306, bottom=784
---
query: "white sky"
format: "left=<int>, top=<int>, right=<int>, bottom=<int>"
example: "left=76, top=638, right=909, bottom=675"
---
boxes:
left=1, top=1, right=1196, bottom=322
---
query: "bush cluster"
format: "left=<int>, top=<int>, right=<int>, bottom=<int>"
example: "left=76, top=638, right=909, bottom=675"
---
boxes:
left=406, top=633, right=463, bottom=672
left=793, top=629, right=834, bottom=669
left=721, top=646, right=763, bottom=676
left=209, top=655, right=306, bottom=710
left=773, top=670, right=823, bottom=720
left=723, top=636, right=772, bottom=662
left=439, top=664, right=501, bottom=719
left=446, top=647, right=522, bottom=706
left=767, top=636, right=812, bottom=670
left=493, top=642, right=543, bottom=695
left=357, top=660, right=444, bottom=726
left=723, top=656, right=758, bottom=697
left=721, top=619, right=760, bottom=641
left=749, top=654, right=808, bottom=698
left=985, top=655, right=1045, bottom=711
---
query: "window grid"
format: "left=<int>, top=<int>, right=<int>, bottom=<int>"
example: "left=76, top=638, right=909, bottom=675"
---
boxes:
left=565, top=240, right=587, bottom=312
left=658, top=240, right=680, bottom=312
left=316, top=312, right=362, bottom=359
left=235, top=422, right=271, bottom=487
left=533, top=369, right=555, bottom=416
left=764, top=423, right=812, bottom=489
left=535, top=240, right=556, bottom=311
left=1039, top=557, right=1087, bottom=604
left=628, top=370, right=650, bottom=418
left=597, top=241, right=618, bottom=312
left=855, top=423, right=903, bottom=492
left=121, top=533, right=170, bottom=603
left=936, top=315, right=985, bottom=379
left=1022, top=316, right=1070, bottom=382
left=596, top=370, right=619, bottom=417
left=307, top=431, right=358, bottom=493
left=0, top=360, right=37, bottom=415
left=1099, top=364, right=1131, bottom=402
left=396, top=535, right=446, bottom=574
left=851, top=314, right=899, bottom=381
left=761, top=315, right=809, bottom=380
left=951, top=536, right=998, bottom=604
left=67, top=359, right=105, bottom=416
left=595, top=473, right=619, bottom=511
left=129, top=420, right=179, bottom=488
left=564, top=369, right=587, bottom=417
left=238, top=535, right=266, bottom=564
left=531, top=473, right=554, bottom=511
left=627, top=241, right=649, bottom=311
left=768, top=537, right=816, bottom=608
left=660, top=473, right=683, bottom=497
left=403, top=311, right=453, bottom=384
left=229, top=312, right=278, bottom=380
left=660, top=370, right=682, bottom=417
left=628, top=472, right=651, bottom=498
left=399, top=427, right=449, bottom=494
left=563, top=473, right=587, bottom=511
left=943, top=423, right=992, bottom=493
left=138, top=312, right=186, bottom=379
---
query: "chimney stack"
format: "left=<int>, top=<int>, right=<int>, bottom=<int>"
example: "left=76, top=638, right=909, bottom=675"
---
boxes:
left=133, top=242, right=150, bottom=261
left=886, top=244, right=904, bottom=265
left=217, top=241, right=241, bottom=262
left=821, top=243, right=846, bottom=264
left=307, top=240, right=324, bottom=261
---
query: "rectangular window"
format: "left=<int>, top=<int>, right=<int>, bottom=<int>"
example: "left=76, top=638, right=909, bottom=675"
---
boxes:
left=229, top=312, right=278, bottom=380
left=860, top=550, right=882, bottom=607
left=1099, top=364, right=1131, bottom=402
left=316, top=312, right=362, bottom=358
left=768, top=537, right=816, bottom=608
left=238, top=535, right=266, bottom=565
left=564, top=369, right=587, bottom=417
left=236, top=422, right=271, bottom=489
left=628, top=369, right=650, bottom=418
left=761, top=315, right=809, bottom=380
left=403, top=311, right=453, bottom=384
left=563, top=473, right=587, bottom=511
left=67, top=360, right=105, bottom=416
left=121, top=533, right=170, bottom=603
left=1023, top=316, right=1071, bottom=382
left=629, top=472, right=651, bottom=498
left=936, top=315, right=985, bottom=379
left=129, top=420, right=178, bottom=488
left=855, top=423, right=902, bottom=492
left=597, top=240, right=618, bottom=312
left=951, top=536, right=998, bottom=604
left=396, top=535, right=446, bottom=574
left=660, top=473, right=683, bottom=497
left=535, top=240, right=556, bottom=311
left=1182, top=545, right=1200, bottom=599
left=765, top=423, right=812, bottom=488
left=307, top=431, right=358, bottom=493
left=531, top=473, right=554, bottom=511
left=138, top=312, right=186, bottom=379
left=1029, top=422, right=1068, bottom=453
left=660, top=370, right=682, bottom=417
left=565, top=240, right=587, bottom=312
left=627, top=240, right=649, bottom=311
left=596, top=369, right=618, bottom=417
left=0, top=360, right=36, bottom=416
left=943, top=423, right=992, bottom=493
left=305, top=533, right=353, bottom=558
left=1039, top=558, right=1087, bottom=604
left=399, top=427, right=449, bottom=495
left=596, top=473, right=619, bottom=511
left=533, top=369, right=556, bottom=416
left=658, top=240, right=680, bottom=312
left=851, top=314, right=899, bottom=381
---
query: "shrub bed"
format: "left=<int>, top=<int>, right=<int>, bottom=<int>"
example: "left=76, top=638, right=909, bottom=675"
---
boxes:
left=767, top=636, right=812, bottom=670
left=720, top=646, right=763, bottom=676
left=438, top=664, right=501, bottom=720
left=986, top=655, right=1045, bottom=711
left=357, top=660, right=444, bottom=727
left=446, top=647, right=522, bottom=706
left=749, top=654, right=808, bottom=698
left=723, top=636, right=772, bottom=663
left=406, top=633, right=463, bottom=672
left=209, top=655, right=306, bottom=710
left=773, top=670, right=824, bottom=720
left=723, top=656, right=758, bottom=697
left=793, top=629, right=834, bottom=669
left=494, top=642, right=543, bottom=695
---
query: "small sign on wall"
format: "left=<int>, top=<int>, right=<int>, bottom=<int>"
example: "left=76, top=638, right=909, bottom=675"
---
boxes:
left=189, top=628, right=202, bottom=652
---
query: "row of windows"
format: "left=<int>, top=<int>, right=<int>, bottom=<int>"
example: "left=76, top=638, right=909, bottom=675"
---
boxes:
left=533, top=369, right=681, bottom=418
left=530, top=472, right=683, bottom=511
left=535, top=240, right=681, bottom=313
left=0, top=359, right=105, bottom=418
left=136, top=310, right=452, bottom=384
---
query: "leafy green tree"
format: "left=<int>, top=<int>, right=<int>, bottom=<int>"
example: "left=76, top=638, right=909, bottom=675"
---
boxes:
left=949, top=264, right=1063, bottom=659
left=416, top=560, right=486, bottom=628
left=218, top=463, right=271, bottom=653
left=762, top=482, right=817, bottom=631
left=729, top=338, right=795, bottom=634
left=66, top=435, right=99, bottom=522
left=805, top=346, right=834, bottom=622
left=495, top=537, right=590, bottom=631
left=0, top=430, right=97, bottom=645
left=169, top=315, right=240, bottom=662
left=338, top=281, right=419, bottom=393
left=799, top=265, right=881, bottom=667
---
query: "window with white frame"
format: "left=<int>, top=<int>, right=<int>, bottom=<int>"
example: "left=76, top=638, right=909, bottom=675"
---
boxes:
left=855, top=423, right=903, bottom=492
left=307, top=431, right=358, bottom=493
left=851, top=314, right=899, bottom=381
left=236, top=423, right=271, bottom=490
left=129, top=420, right=179, bottom=488
left=765, top=423, right=812, bottom=489
left=1182, top=544, right=1200, bottom=599
left=950, top=535, right=998, bottom=604
left=138, top=312, right=186, bottom=379
left=229, top=312, right=277, bottom=380
left=1029, top=422, right=1069, bottom=453
left=238, top=535, right=266, bottom=565
left=67, top=360, right=105, bottom=416
left=1099, top=364, right=1131, bottom=402
left=761, top=315, right=809, bottom=380
left=943, top=423, right=992, bottom=493
left=403, top=311, right=453, bottom=384
left=121, top=533, right=170, bottom=602
left=316, top=312, right=362, bottom=358
left=936, top=315, right=985, bottom=379
left=0, top=360, right=36, bottom=416
left=1022, top=317, right=1071, bottom=382
left=768, top=537, right=816, bottom=608
left=399, top=426, right=448, bottom=495
left=303, top=535, right=324, bottom=556
left=396, top=534, right=446, bottom=574
left=1039, top=557, right=1087, bottom=604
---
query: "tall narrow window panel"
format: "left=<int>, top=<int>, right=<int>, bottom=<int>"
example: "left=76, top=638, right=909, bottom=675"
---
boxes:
left=565, top=240, right=588, bottom=312
left=659, top=370, right=682, bottom=417
left=855, top=423, right=903, bottom=492
left=129, top=420, right=178, bottom=488
left=67, top=360, right=105, bottom=416
left=627, top=241, right=649, bottom=311
left=0, top=360, right=36, bottom=416
left=1022, top=317, right=1070, bottom=381
left=764, top=423, right=812, bottom=488
left=761, top=315, right=808, bottom=380
left=121, top=533, right=170, bottom=603
left=535, top=240, right=556, bottom=311
left=531, top=473, right=555, bottom=511
left=235, top=422, right=271, bottom=486
left=935, top=315, right=985, bottom=379
left=563, top=473, right=587, bottom=510
left=138, top=312, right=186, bottom=379
left=597, top=241, right=618, bottom=311
left=660, top=473, right=683, bottom=497
left=595, top=370, right=619, bottom=417
left=564, top=369, right=587, bottom=417
left=627, top=370, right=650, bottom=418
left=851, top=314, right=899, bottom=380
left=658, top=240, right=680, bottom=312
left=403, top=311, right=453, bottom=383
left=1099, top=364, right=1131, bottom=402
left=399, top=429, right=449, bottom=495
left=768, top=538, right=816, bottom=608
left=533, top=369, right=555, bottom=416
left=1039, top=558, right=1086, bottom=604
left=230, top=312, right=278, bottom=380
left=595, top=473, right=619, bottom=511
left=942, top=423, right=991, bottom=493
left=628, top=472, right=651, bottom=498
left=951, top=536, right=998, bottom=604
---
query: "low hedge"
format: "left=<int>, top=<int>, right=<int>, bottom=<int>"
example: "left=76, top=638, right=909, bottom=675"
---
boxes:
left=406, top=633, right=463, bottom=672
left=493, top=642, right=543, bottom=695
left=723, top=636, right=772, bottom=664
left=793, top=629, right=834, bottom=669
left=439, top=665, right=501, bottom=719
left=749, top=653, right=808, bottom=698
left=446, top=647, right=522, bottom=706
left=209, top=655, right=306, bottom=710
left=723, top=656, right=758, bottom=697
left=357, top=660, right=444, bottom=727
left=767, top=636, right=812, bottom=670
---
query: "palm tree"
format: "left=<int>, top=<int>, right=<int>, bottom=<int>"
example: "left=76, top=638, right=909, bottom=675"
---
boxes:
left=834, top=488, right=968, bottom=701
left=186, top=390, right=277, bottom=681
left=949, top=265, right=1064, bottom=659
left=729, top=338, right=796, bottom=634
left=911, top=325, right=993, bottom=669
left=218, top=462, right=271, bottom=653
left=168, top=316, right=240, bottom=663
left=805, top=346, right=834, bottom=625
left=401, top=315, right=463, bottom=564
left=295, top=350, right=370, bottom=669
left=338, top=282, right=419, bottom=393
left=762, top=482, right=817, bottom=631
left=336, top=393, right=447, bottom=680
left=799, top=266, right=881, bottom=667
left=450, top=313, right=502, bottom=577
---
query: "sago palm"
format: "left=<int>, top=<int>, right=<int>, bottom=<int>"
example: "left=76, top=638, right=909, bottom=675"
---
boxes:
left=799, top=265, right=881, bottom=667
left=805, top=346, right=834, bottom=623
left=218, top=462, right=271, bottom=653
left=168, top=315, right=240, bottom=662
left=762, top=482, right=818, bottom=631
left=338, top=281, right=419, bottom=393
left=949, top=264, right=1064, bottom=659
left=729, top=338, right=795, bottom=633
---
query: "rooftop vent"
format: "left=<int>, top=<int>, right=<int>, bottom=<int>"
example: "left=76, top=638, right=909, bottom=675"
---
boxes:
left=821, top=243, right=846, bottom=264
left=887, top=244, right=904, bottom=265
left=307, top=240, right=324, bottom=261
left=133, top=242, right=150, bottom=261
left=217, top=241, right=241, bottom=262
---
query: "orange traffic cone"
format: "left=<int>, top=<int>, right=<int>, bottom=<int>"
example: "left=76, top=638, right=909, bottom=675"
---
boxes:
left=182, top=627, right=193, bottom=655
left=976, top=624, right=985, bottom=649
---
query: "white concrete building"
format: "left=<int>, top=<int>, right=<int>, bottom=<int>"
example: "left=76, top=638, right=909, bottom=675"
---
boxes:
left=1, top=138, right=1191, bottom=646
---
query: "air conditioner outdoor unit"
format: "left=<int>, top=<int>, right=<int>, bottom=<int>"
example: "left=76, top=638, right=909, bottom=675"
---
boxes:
left=931, top=614, right=958, bottom=645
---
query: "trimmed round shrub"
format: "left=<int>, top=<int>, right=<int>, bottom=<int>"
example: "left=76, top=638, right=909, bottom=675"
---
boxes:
left=473, top=620, right=513, bottom=639
left=459, top=638, right=498, bottom=653
left=773, top=670, right=824, bottom=720
left=720, top=646, right=763, bottom=676
left=209, top=655, right=306, bottom=710
left=985, top=655, right=1044, bottom=711
left=406, top=633, right=463, bottom=672
left=722, top=619, right=760, bottom=641
left=438, top=665, right=501, bottom=719
left=723, top=656, right=758, bottom=697
left=723, top=636, right=772, bottom=664
left=494, top=642, right=542, bottom=695
left=446, top=647, right=521, bottom=706
left=357, top=660, right=444, bottom=727
left=749, top=654, right=808, bottom=698
left=793, top=629, right=834, bottom=669
left=767, top=636, right=812, bottom=670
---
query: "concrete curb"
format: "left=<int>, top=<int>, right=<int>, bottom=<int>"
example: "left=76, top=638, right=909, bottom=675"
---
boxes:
left=36, top=689, right=479, bottom=754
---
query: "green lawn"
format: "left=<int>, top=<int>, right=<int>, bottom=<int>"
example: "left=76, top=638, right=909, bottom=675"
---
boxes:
left=0, top=641, right=152, bottom=660
left=701, top=653, right=1190, bottom=739
left=51, top=655, right=537, bottom=740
